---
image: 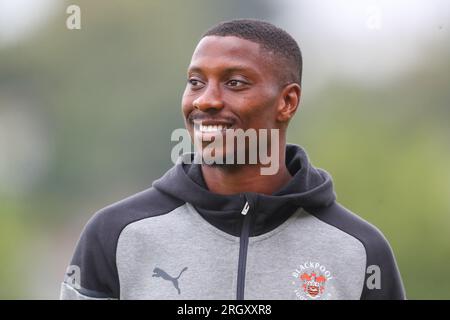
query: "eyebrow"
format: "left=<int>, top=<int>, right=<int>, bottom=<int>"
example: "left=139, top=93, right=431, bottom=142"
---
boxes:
left=187, top=65, right=258, bottom=76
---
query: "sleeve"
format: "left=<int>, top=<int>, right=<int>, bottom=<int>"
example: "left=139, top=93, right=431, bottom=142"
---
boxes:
left=60, top=210, right=120, bottom=300
left=359, top=227, right=406, bottom=300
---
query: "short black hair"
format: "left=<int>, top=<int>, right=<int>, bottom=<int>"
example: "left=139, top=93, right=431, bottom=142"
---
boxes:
left=202, top=19, right=302, bottom=87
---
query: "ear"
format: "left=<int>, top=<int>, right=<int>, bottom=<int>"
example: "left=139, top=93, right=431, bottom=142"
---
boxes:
left=276, top=83, right=301, bottom=123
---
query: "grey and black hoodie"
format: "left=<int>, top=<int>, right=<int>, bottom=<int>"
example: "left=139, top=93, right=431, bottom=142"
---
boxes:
left=60, top=144, right=405, bottom=300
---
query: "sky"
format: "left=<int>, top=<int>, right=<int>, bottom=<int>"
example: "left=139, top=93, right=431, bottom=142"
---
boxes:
left=274, top=0, right=449, bottom=92
left=0, top=0, right=60, bottom=47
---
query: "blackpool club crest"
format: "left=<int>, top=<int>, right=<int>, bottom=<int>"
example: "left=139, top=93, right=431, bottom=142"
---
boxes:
left=292, top=262, right=333, bottom=300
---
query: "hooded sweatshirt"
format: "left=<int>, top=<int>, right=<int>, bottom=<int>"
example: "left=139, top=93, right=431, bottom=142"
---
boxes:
left=60, top=144, right=405, bottom=300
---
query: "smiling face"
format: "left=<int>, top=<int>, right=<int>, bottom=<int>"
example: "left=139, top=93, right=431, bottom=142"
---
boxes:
left=182, top=35, right=299, bottom=164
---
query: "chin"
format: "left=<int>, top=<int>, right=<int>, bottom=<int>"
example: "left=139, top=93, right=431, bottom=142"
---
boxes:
left=198, top=146, right=229, bottom=165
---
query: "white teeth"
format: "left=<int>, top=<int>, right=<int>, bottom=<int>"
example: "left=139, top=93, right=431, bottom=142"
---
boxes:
left=197, top=124, right=228, bottom=132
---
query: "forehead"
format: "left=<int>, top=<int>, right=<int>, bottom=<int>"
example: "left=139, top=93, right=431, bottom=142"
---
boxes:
left=188, top=36, right=274, bottom=76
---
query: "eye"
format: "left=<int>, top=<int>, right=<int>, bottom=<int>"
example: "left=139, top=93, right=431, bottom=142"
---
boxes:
left=226, top=79, right=248, bottom=88
left=188, top=78, right=204, bottom=89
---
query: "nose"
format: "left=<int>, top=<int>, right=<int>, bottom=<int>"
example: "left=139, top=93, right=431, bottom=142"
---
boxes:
left=192, top=83, right=224, bottom=112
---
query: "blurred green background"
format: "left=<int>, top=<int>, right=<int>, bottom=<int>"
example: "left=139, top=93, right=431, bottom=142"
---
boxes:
left=0, top=0, right=449, bottom=299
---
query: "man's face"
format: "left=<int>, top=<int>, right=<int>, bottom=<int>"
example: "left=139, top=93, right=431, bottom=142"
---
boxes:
left=182, top=35, right=285, bottom=162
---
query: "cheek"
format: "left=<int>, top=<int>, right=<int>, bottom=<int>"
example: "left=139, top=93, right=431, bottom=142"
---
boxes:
left=181, top=94, right=193, bottom=118
left=181, top=103, right=189, bottom=118
left=240, top=93, right=279, bottom=126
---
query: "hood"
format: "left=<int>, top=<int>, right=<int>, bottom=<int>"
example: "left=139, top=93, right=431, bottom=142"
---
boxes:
left=153, top=144, right=336, bottom=237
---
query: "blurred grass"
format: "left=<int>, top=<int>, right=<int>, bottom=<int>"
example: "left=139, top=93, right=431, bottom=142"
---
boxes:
left=0, top=198, right=30, bottom=298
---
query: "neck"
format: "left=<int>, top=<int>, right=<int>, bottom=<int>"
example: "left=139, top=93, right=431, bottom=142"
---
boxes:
left=201, top=143, right=292, bottom=196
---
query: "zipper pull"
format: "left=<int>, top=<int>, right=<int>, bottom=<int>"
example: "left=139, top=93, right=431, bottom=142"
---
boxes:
left=241, top=201, right=250, bottom=215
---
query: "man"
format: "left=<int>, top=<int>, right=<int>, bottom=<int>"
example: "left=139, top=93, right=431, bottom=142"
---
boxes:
left=60, top=19, right=405, bottom=300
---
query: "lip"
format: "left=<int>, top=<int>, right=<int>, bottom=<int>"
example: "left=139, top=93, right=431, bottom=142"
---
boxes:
left=192, top=119, right=234, bottom=127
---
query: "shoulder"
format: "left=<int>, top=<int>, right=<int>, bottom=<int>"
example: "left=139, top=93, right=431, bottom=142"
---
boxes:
left=306, top=202, right=406, bottom=299
left=308, top=202, right=391, bottom=253
left=84, top=186, right=184, bottom=242
left=65, top=187, right=184, bottom=298
left=76, top=186, right=185, bottom=271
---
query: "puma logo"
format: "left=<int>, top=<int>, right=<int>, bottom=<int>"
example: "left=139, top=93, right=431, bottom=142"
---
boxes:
left=152, top=267, right=188, bottom=294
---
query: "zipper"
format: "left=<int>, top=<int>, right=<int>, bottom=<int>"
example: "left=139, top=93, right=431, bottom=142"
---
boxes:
left=236, top=193, right=253, bottom=300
